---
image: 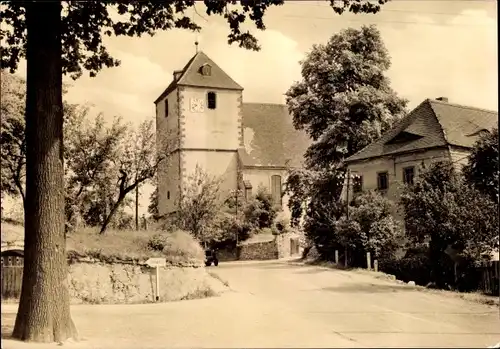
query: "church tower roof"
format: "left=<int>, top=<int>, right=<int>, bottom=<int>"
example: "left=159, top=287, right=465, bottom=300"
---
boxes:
left=154, top=51, right=243, bottom=104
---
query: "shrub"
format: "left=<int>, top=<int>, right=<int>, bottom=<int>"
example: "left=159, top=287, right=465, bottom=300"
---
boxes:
left=400, top=160, right=499, bottom=288
left=335, top=191, right=403, bottom=267
left=379, top=254, right=432, bottom=286
left=65, top=227, right=204, bottom=266
left=274, top=216, right=290, bottom=234
left=243, top=187, right=278, bottom=229
left=146, top=230, right=205, bottom=262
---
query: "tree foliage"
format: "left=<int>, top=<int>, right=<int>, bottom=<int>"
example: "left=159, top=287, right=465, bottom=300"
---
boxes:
left=400, top=161, right=499, bottom=286
left=0, top=71, right=26, bottom=203
left=336, top=191, right=402, bottom=263
left=148, top=185, right=160, bottom=221
left=242, top=186, right=279, bottom=230
left=1, top=1, right=388, bottom=78
left=285, top=25, right=407, bottom=171
left=463, top=128, right=499, bottom=203
left=171, top=165, right=223, bottom=244
left=284, top=25, right=407, bottom=248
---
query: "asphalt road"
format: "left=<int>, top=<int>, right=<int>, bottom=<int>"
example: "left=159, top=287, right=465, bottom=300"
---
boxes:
left=2, top=259, right=500, bottom=348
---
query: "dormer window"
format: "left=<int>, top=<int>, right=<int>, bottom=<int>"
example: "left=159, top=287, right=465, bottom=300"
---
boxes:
left=200, top=64, right=212, bottom=76
left=207, top=92, right=216, bottom=109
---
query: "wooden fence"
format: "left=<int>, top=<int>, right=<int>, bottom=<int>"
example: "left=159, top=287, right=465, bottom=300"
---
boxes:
left=478, top=260, right=500, bottom=296
left=1, top=266, right=23, bottom=300
left=1, top=251, right=24, bottom=300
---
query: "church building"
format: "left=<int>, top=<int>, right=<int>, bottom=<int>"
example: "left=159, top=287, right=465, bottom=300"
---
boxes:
left=154, top=51, right=310, bottom=218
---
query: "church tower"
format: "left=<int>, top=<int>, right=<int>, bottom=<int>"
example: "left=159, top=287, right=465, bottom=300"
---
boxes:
left=154, top=51, right=244, bottom=216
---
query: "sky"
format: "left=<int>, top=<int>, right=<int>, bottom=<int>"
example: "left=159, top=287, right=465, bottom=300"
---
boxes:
left=7, top=0, right=498, bottom=218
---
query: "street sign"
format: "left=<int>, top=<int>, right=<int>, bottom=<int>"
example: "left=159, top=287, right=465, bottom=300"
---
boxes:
left=145, top=258, right=166, bottom=302
left=146, top=258, right=166, bottom=268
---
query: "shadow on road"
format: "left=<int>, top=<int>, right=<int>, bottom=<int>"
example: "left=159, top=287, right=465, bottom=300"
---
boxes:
left=322, top=283, right=418, bottom=294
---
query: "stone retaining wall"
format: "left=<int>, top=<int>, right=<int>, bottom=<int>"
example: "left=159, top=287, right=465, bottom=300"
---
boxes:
left=238, top=241, right=279, bottom=260
left=68, top=261, right=227, bottom=304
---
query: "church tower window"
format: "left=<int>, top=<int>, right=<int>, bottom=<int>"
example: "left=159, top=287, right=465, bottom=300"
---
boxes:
left=207, top=91, right=217, bottom=110
left=200, top=64, right=212, bottom=76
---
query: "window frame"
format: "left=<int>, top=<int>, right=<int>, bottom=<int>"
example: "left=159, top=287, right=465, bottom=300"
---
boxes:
left=207, top=91, right=217, bottom=109
left=403, top=166, right=415, bottom=186
left=377, top=171, right=389, bottom=191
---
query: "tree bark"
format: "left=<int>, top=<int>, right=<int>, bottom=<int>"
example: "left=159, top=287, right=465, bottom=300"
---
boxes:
left=12, top=1, right=78, bottom=343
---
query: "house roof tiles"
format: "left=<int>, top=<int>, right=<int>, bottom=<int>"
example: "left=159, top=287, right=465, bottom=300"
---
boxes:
left=345, top=98, right=498, bottom=163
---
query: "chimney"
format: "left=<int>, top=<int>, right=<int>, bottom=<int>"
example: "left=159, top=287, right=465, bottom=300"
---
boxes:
left=436, top=97, right=448, bottom=102
left=173, top=70, right=183, bottom=81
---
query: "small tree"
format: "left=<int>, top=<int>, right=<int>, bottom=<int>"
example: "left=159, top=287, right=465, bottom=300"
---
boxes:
left=148, top=186, right=160, bottom=221
left=400, top=161, right=499, bottom=288
left=173, top=165, right=223, bottom=244
left=64, top=113, right=127, bottom=231
left=463, top=128, right=499, bottom=203
left=99, top=120, right=170, bottom=234
left=242, top=186, right=279, bottom=230
left=336, top=191, right=402, bottom=266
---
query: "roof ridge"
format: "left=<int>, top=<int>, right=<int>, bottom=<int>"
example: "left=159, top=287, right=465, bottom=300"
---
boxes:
left=429, top=99, right=498, bottom=114
left=427, top=99, right=450, bottom=145
left=345, top=99, right=427, bottom=162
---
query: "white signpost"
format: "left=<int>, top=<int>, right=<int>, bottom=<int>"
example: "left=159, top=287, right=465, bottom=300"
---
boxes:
left=146, top=258, right=166, bottom=302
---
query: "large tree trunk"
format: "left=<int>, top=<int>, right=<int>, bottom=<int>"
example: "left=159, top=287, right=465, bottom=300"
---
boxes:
left=12, top=1, right=78, bottom=343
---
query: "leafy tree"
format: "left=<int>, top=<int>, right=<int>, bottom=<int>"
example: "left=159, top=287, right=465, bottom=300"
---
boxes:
left=1, top=0, right=388, bottom=342
left=64, top=113, right=127, bottom=232
left=336, top=191, right=402, bottom=266
left=243, top=186, right=279, bottom=230
left=284, top=25, right=407, bottom=235
left=98, top=120, right=168, bottom=234
left=286, top=25, right=407, bottom=171
left=1, top=71, right=26, bottom=204
left=171, top=165, right=223, bottom=244
left=400, top=161, right=499, bottom=288
left=463, top=128, right=499, bottom=203
left=284, top=168, right=316, bottom=227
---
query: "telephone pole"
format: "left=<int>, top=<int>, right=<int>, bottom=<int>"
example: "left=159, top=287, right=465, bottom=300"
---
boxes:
left=135, top=183, right=139, bottom=231
left=346, top=168, right=351, bottom=219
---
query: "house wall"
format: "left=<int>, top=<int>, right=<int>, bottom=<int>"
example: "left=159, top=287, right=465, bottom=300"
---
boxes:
left=345, top=147, right=451, bottom=219
left=241, top=167, right=292, bottom=219
left=156, top=89, right=181, bottom=216
left=449, top=146, right=472, bottom=172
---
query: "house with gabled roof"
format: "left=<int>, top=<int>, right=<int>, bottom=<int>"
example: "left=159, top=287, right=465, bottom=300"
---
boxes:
left=154, top=51, right=310, bottom=218
left=342, top=97, right=498, bottom=213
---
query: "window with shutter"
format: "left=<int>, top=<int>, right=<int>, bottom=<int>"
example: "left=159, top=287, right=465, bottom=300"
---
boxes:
left=271, top=175, right=282, bottom=207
